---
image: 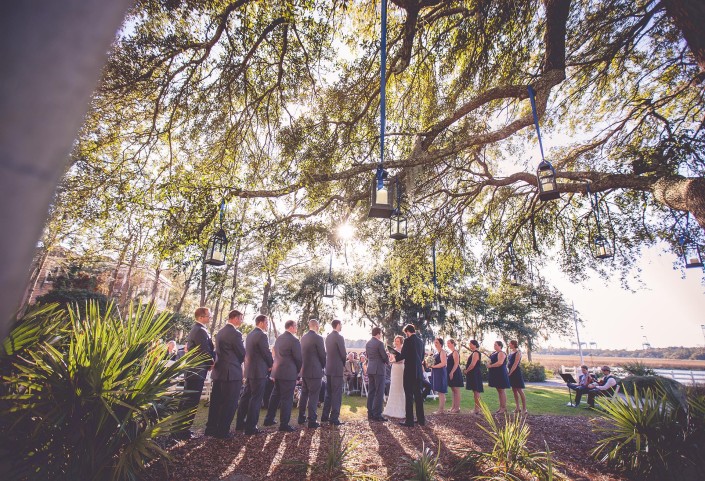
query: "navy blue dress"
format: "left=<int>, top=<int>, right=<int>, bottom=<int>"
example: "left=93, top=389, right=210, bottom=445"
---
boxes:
left=431, top=353, right=448, bottom=394
left=487, top=351, right=510, bottom=389
left=508, top=351, right=525, bottom=388
left=464, top=351, right=483, bottom=392
left=447, top=351, right=464, bottom=387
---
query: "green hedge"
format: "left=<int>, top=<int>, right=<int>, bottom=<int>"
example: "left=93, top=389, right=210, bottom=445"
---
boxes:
left=521, top=361, right=546, bottom=382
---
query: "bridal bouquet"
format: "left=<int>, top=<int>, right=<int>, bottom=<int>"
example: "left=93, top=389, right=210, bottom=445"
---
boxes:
left=424, top=354, right=435, bottom=368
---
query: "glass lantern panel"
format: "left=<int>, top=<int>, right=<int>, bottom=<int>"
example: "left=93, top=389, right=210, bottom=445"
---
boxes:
left=683, top=245, right=704, bottom=268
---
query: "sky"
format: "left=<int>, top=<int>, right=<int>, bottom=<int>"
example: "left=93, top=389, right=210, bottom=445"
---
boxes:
left=324, top=239, right=705, bottom=350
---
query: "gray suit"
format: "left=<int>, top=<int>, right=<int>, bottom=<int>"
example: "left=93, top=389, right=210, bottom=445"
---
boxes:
left=264, top=331, right=302, bottom=428
left=236, top=327, right=274, bottom=434
left=206, top=323, right=245, bottom=437
left=298, top=329, right=326, bottom=424
left=178, top=322, right=214, bottom=435
left=322, top=330, right=346, bottom=422
left=366, top=336, right=390, bottom=419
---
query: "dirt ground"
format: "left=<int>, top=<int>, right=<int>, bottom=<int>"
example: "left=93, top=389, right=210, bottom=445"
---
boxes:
left=143, top=412, right=631, bottom=481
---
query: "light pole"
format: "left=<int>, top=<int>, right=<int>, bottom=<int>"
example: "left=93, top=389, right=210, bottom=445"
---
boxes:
left=572, top=302, right=584, bottom=365
left=701, top=324, right=705, bottom=345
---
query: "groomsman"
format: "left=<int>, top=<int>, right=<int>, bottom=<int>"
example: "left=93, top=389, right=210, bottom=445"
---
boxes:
left=321, top=319, right=346, bottom=426
left=205, top=309, right=246, bottom=439
left=395, top=324, right=426, bottom=427
left=235, top=314, right=273, bottom=435
left=365, top=326, right=389, bottom=422
left=175, top=306, right=215, bottom=439
left=298, top=319, right=326, bottom=428
left=263, top=320, right=302, bottom=432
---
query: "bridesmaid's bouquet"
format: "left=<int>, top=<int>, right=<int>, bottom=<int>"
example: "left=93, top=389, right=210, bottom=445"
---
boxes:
left=424, top=354, right=435, bottom=368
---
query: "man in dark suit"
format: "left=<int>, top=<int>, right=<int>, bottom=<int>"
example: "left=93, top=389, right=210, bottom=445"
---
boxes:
left=205, top=309, right=246, bottom=439
left=263, top=320, right=302, bottom=432
left=321, top=319, right=346, bottom=426
left=176, top=306, right=215, bottom=439
left=394, top=324, right=426, bottom=427
left=298, top=318, right=326, bottom=428
left=235, top=314, right=273, bottom=435
left=365, top=326, right=389, bottom=422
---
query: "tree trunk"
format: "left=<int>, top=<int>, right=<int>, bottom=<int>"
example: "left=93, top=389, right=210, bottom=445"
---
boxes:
left=120, top=244, right=139, bottom=310
left=662, top=0, right=705, bottom=78
left=259, top=272, right=271, bottom=315
left=17, top=246, right=50, bottom=316
left=107, top=235, right=132, bottom=298
left=200, top=248, right=207, bottom=307
left=652, top=177, right=705, bottom=231
left=229, top=236, right=242, bottom=311
left=149, top=264, right=162, bottom=305
left=526, top=338, right=534, bottom=363
left=211, top=295, right=221, bottom=337
left=174, top=265, right=196, bottom=314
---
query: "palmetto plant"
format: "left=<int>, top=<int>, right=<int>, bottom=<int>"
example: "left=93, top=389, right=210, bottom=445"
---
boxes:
left=591, top=381, right=705, bottom=481
left=0, top=301, right=205, bottom=481
left=452, top=402, right=563, bottom=480
left=403, top=441, right=442, bottom=481
left=284, top=432, right=379, bottom=480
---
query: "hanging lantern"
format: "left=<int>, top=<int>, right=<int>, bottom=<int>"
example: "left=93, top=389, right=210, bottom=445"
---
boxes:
left=205, top=228, right=228, bottom=266
left=530, top=289, right=539, bottom=306
left=592, top=234, right=613, bottom=259
left=509, top=269, right=521, bottom=286
left=430, top=299, right=441, bottom=319
left=389, top=176, right=408, bottom=239
left=536, top=160, right=560, bottom=201
left=369, top=167, right=395, bottom=218
left=323, top=277, right=335, bottom=298
left=681, top=240, right=704, bottom=268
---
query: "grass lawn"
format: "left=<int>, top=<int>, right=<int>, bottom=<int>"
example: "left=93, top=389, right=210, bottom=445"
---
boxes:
left=191, top=383, right=596, bottom=430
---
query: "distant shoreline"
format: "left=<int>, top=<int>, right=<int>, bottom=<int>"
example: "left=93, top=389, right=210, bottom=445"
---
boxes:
left=532, top=354, right=705, bottom=371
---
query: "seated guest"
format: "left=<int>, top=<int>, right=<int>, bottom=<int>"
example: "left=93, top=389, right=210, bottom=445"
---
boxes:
left=567, top=365, right=594, bottom=407
left=344, top=352, right=358, bottom=391
left=586, top=366, right=618, bottom=408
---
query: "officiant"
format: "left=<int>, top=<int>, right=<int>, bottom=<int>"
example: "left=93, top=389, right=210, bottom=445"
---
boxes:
left=393, top=324, right=426, bottom=427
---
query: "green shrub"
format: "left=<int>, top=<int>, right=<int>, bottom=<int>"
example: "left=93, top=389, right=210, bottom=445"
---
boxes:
left=403, top=441, right=442, bottom=481
left=618, top=361, right=656, bottom=376
left=592, top=380, right=705, bottom=481
left=0, top=302, right=205, bottom=481
left=35, top=288, right=110, bottom=313
left=521, top=361, right=546, bottom=382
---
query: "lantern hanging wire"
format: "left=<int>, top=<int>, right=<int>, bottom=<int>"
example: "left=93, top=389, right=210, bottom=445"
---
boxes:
left=528, top=85, right=560, bottom=201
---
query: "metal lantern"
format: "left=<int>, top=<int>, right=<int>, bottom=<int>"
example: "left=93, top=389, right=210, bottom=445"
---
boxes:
left=530, top=289, right=539, bottom=306
left=536, top=160, right=560, bottom=201
left=592, top=234, right=613, bottom=259
left=509, top=268, right=521, bottom=286
left=681, top=242, right=704, bottom=268
left=389, top=177, right=408, bottom=239
left=204, top=228, right=228, bottom=266
left=430, top=299, right=441, bottom=319
left=323, top=277, right=335, bottom=298
left=369, top=168, right=395, bottom=218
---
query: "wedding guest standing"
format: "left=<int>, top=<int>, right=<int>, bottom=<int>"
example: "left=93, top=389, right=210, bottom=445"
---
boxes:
left=263, top=320, right=302, bottom=432
left=508, top=340, right=527, bottom=414
left=383, top=335, right=406, bottom=418
left=322, top=319, right=347, bottom=426
left=175, top=306, right=215, bottom=440
left=487, top=340, right=510, bottom=414
left=430, top=337, right=448, bottom=415
left=395, top=324, right=425, bottom=427
left=235, top=314, right=274, bottom=435
left=446, top=339, right=463, bottom=414
left=365, top=326, right=390, bottom=422
left=205, top=309, right=246, bottom=439
left=463, top=339, right=484, bottom=415
left=298, top=318, right=326, bottom=428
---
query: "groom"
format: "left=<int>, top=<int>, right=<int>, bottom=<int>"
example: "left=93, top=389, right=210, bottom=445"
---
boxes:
left=394, top=324, right=425, bottom=427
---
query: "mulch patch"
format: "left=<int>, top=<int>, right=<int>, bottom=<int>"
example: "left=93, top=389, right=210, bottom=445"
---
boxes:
left=143, top=413, right=631, bottom=481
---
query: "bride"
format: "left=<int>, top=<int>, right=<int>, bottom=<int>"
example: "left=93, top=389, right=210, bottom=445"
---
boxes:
left=383, top=335, right=406, bottom=418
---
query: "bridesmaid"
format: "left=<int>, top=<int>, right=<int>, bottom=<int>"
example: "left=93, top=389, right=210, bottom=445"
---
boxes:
left=487, top=340, right=510, bottom=414
left=446, top=339, right=464, bottom=413
left=430, top=337, right=448, bottom=414
left=508, top=340, right=527, bottom=414
left=463, top=339, right=483, bottom=415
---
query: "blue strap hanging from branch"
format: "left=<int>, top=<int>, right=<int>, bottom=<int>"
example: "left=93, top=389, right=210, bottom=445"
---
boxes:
left=527, top=85, right=546, bottom=161
left=679, top=212, right=690, bottom=246
left=379, top=0, right=388, bottom=171
left=219, top=199, right=225, bottom=225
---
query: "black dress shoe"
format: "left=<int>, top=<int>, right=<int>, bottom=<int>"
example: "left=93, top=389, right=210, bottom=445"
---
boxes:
left=329, top=420, right=344, bottom=426
left=307, top=422, right=321, bottom=428
left=263, top=419, right=277, bottom=427
left=215, top=432, right=235, bottom=439
left=320, top=417, right=329, bottom=423
left=279, top=425, right=296, bottom=432
left=417, top=420, right=426, bottom=426
left=204, top=428, right=217, bottom=436
left=245, top=428, right=264, bottom=435
left=297, top=417, right=307, bottom=425
left=399, top=422, right=415, bottom=427
left=374, top=416, right=388, bottom=422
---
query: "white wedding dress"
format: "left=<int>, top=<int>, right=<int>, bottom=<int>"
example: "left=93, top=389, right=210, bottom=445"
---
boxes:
left=383, top=361, right=406, bottom=418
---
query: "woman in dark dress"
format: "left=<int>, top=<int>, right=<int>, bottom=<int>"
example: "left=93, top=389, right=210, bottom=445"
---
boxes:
left=487, top=340, right=510, bottom=414
left=430, top=337, right=448, bottom=414
left=463, top=339, right=483, bottom=415
left=446, top=339, right=464, bottom=413
left=508, top=340, right=527, bottom=414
